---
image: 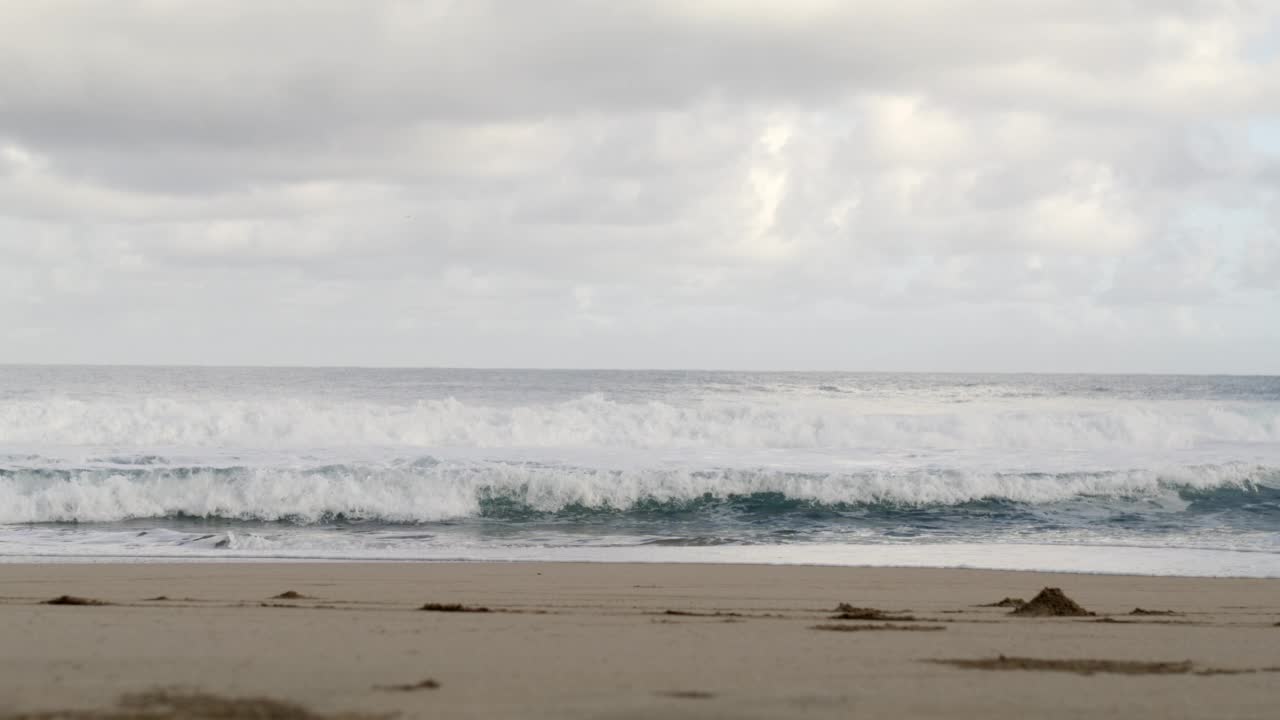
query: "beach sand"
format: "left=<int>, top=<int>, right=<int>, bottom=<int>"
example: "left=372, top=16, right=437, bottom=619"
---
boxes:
left=1, top=562, right=1278, bottom=719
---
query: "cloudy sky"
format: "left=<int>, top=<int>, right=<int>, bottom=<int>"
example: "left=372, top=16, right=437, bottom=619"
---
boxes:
left=2, top=1, right=1278, bottom=372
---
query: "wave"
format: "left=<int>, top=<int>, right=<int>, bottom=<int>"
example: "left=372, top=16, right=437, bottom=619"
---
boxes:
left=1, top=459, right=1274, bottom=525
left=3, top=394, right=1280, bottom=450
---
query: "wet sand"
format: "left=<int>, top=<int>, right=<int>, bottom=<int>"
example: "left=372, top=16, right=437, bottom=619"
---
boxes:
left=1, top=562, right=1278, bottom=719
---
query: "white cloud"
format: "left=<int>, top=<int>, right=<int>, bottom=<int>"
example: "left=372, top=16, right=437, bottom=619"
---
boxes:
left=0, top=1, right=1277, bottom=371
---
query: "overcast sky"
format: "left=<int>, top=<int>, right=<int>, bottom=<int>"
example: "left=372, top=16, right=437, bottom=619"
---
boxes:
left=2, top=1, right=1278, bottom=372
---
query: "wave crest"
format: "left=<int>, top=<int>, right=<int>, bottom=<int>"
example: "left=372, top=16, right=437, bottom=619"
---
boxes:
left=3, top=394, right=1279, bottom=450
left=1, top=460, right=1272, bottom=525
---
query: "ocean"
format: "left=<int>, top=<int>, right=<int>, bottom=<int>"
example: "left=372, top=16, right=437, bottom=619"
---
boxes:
left=1, top=366, right=1278, bottom=576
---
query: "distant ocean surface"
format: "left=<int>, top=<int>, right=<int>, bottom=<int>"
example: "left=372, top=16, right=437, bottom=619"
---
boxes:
left=2, top=366, right=1278, bottom=576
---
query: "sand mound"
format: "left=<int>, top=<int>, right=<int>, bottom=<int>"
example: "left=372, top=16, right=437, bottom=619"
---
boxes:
left=272, top=591, right=308, bottom=600
left=1010, top=588, right=1093, bottom=617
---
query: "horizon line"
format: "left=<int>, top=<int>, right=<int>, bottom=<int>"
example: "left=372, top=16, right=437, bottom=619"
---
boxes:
left=0, top=362, right=1275, bottom=378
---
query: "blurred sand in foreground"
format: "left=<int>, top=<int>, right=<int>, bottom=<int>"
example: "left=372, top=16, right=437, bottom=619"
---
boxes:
left=1, top=562, right=1278, bottom=719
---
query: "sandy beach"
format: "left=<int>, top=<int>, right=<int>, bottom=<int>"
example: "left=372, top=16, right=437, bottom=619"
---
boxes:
left=0, top=562, right=1277, bottom=719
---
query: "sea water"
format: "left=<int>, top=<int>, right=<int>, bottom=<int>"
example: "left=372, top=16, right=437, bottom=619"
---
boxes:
left=1, top=366, right=1278, bottom=576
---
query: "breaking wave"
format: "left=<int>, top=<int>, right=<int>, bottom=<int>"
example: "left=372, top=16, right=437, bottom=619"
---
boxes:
left=3, top=394, right=1279, bottom=450
left=2, top=459, right=1275, bottom=525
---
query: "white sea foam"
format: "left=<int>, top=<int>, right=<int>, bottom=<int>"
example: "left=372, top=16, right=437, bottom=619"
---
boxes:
left=0, top=459, right=1270, bottom=524
left=3, top=369, right=1279, bottom=572
left=2, top=393, right=1279, bottom=450
left=2, top=532, right=1278, bottom=578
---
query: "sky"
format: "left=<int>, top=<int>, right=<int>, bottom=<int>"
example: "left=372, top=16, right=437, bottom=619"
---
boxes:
left=1, top=1, right=1278, bottom=373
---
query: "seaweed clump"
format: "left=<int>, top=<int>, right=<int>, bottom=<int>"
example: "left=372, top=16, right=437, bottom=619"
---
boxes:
left=978, top=597, right=1025, bottom=608
left=43, top=595, right=111, bottom=606
left=420, top=602, right=491, bottom=613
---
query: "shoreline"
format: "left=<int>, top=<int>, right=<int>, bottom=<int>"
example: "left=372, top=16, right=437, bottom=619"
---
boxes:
left=1, top=554, right=1278, bottom=580
left=2, top=539, right=1277, bottom=578
left=2, top=562, right=1279, bottom=719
